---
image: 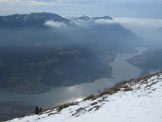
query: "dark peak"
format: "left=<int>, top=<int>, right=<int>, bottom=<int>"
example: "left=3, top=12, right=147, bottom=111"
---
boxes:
left=103, top=16, right=113, bottom=20
left=29, top=12, right=63, bottom=18
left=1, top=12, right=61, bottom=17
left=77, top=15, right=113, bottom=22
left=0, top=12, right=68, bottom=21
left=92, top=16, right=113, bottom=20
left=78, top=16, right=91, bottom=21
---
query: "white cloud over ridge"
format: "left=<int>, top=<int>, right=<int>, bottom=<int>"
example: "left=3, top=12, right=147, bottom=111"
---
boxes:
left=44, top=21, right=66, bottom=27
left=113, top=17, right=162, bottom=37
left=94, top=17, right=162, bottom=38
left=92, top=17, right=162, bottom=30
left=95, top=19, right=117, bottom=24
left=114, top=17, right=162, bottom=31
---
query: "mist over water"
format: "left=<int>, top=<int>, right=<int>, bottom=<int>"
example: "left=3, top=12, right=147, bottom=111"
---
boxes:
left=0, top=14, right=161, bottom=112
left=0, top=47, right=146, bottom=107
left=0, top=1, right=162, bottom=120
left=114, top=17, right=162, bottom=48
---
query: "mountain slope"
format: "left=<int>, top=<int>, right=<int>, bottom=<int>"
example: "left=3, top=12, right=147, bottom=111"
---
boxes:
left=8, top=72, right=162, bottom=122
left=128, top=49, right=162, bottom=75
left=0, top=12, right=70, bottom=28
left=76, top=15, right=112, bottom=22
left=0, top=13, right=140, bottom=94
left=0, top=101, right=34, bottom=122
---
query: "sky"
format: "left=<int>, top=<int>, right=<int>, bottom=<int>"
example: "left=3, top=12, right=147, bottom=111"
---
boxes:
left=0, top=0, right=162, bottom=19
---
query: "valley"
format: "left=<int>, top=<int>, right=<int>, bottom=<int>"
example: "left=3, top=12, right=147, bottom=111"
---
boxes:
left=0, top=12, right=161, bottom=121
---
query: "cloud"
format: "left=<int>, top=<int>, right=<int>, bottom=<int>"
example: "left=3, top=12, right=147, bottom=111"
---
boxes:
left=0, top=0, right=67, bottom=6
left=114, top=17, right=162, bottom=31
left=44, top=21, right=66, bottom=27
left=95, top=19, right=117, bottom=24
left=113, top=17, right=162, bottom=37
left=0, top=0, right=162, bottom=18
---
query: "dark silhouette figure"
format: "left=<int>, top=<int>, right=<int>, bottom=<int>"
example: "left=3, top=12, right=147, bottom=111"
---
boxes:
left=35, top=106, right=42, bottom=114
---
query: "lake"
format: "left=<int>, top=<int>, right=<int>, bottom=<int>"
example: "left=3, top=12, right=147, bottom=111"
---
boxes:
left=0, top=47, right=147, bottom=107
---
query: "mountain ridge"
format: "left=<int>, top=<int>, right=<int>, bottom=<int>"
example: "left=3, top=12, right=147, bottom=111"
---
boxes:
left=0, top=13, right=140, bottom=94
left=0, top=12, right=70, bottom=28
left=7, top=72, right=162, bottom=122
left=0, top=13, right=114, bottom=28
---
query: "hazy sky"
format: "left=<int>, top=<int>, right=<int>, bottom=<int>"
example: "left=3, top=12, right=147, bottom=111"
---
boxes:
left=0, top=0, right=162, bottom=18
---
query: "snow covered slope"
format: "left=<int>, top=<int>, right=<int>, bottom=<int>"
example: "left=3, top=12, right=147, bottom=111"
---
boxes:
left=8, top=73, right=162, bottom=122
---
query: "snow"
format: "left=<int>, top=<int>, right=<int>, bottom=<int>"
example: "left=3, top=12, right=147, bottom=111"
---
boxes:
left=8, top=73, right=162, bottom=122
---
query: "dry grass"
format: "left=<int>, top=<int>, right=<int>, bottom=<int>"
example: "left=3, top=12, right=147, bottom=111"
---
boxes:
left=12, top=72, right=162, bottom=120
left=82, top=72, right=162, bottom=102
left=91, top=102, right=98, bottom=106
left=83, top=94, right=97, bottom=101
left=56, top=102, right=78, bottom=112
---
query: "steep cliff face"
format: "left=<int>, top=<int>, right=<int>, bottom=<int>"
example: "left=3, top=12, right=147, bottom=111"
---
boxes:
left=8, top=72, right=162, bottom=122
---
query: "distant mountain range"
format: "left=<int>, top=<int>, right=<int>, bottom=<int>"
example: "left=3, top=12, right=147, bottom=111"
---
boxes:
left=0, top=12, right=140, bottom=94
left=0, top=13, right=114, bottom=28
left=77, top=15, right=112, bottom=21
left=0, top=13, right=144, bottom=121
left=0, top=12, right=70, bottom=28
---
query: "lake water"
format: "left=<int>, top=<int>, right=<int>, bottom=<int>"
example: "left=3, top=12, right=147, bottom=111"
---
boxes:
left=0, top=47, right=147, bottom=107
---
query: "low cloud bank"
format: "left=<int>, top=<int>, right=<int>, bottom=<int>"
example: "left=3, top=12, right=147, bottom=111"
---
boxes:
left=44, top=21, right=66, bottom=28
left=95, top=19, right=117, bottom=24
left=112, top=17, right=162, bottom=38
left=114, top=17, right=162, bottom=32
